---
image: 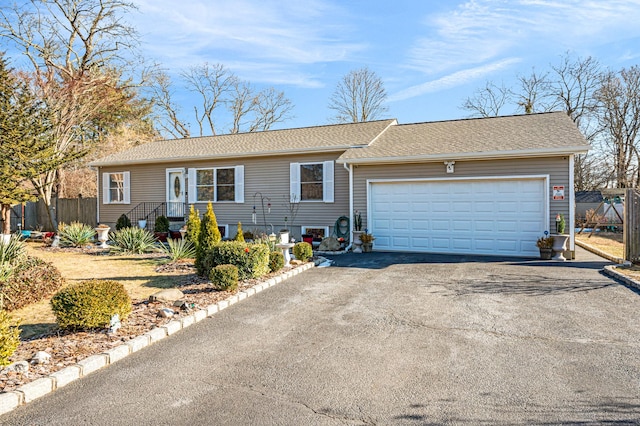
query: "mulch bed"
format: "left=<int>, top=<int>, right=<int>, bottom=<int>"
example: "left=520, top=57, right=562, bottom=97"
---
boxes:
left=1, top=257, right=305, bottom=393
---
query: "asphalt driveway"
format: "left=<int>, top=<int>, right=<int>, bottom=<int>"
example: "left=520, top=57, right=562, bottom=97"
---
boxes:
left=4, top=249, right=640, bottom=425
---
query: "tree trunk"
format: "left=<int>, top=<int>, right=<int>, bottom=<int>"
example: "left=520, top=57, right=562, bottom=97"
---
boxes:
left=1, top=204, right=11, bottom=235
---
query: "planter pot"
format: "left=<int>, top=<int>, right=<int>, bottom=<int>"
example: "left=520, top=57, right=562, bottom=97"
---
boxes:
left=169, top=230, right=182, bottom=240
left=352, top=231, right=364, bottom=254
left=551, top=234, right=569, bottom=261
left=362, top=242, right=373, bottom=253
left=95, top=227, right=110, bottom=248
left=302, top=234, right=313, bottom=244
left=279, top=231, right=290, bottom=245
left=154, top=232, right=168, bottom=242
left=539, top=248, right=553, bottom=260
left=138, top=219, right=147, bottom=229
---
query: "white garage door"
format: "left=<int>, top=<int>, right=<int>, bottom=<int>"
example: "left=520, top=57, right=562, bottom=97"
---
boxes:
left=370, top=179, right=546, bottom=257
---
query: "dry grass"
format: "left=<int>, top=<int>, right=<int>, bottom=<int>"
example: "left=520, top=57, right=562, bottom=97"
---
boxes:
left=575, top=232, right=624, bottom=259
left=11, top=243, right=180, bottom=339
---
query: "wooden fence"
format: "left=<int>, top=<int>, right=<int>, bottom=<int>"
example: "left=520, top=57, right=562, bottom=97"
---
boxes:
left=624, top=189, right=640, bottom=263
left=9, top=198, right=97, bottom=232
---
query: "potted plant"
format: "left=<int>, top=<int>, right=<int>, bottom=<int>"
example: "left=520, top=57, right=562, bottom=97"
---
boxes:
left=360, top=232, right=375, bottom=252
left=138, top=218, right=147, bottom=229
left=352, top=210, right=364, bottom=253
left=536, top=235, right=554, bottom=260
left=552, top=213, right=569, bottom=261
left=94, top=223, right=110, bottom=248
left=279, top=229, right=290, bottom=245
left=154, top=215, right=170, bottom=242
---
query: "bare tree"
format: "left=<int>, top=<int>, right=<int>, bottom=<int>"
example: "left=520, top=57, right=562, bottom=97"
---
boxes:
left=150, top=71, right=191, bottom=139
left=514, top=69, right=556, bottom=114
left=596, top=66, right=640, bottom=188
left=0, top=0, right=145, bottom=229
left=461, top=81, right=511, bottom=117
left=247, top=87, right=294, bottom=133
left=329, top=67, right=388, bottom=123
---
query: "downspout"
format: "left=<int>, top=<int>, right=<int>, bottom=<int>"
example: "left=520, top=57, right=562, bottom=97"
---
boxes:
left=569, top=155, right=575, bottom=258
left=94, top=167, right=100, bottom=225
left=343, top=162, right=353, bottom=252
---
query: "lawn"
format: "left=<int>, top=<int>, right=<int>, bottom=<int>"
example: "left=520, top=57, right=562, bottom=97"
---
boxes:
left=12, top=243, right=185, bottom=339
left=575, top=232, right=624, bottom=259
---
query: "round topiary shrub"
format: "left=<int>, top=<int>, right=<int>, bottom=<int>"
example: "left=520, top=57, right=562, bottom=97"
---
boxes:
left=0, top=256, right=65, bottom=311
left=0, top=310, right=20, bottom=367
left=210, top=264, right=238, bottom=291
left=293, top=242, right=313, bottom=262
left=269, top=250, right=284, bottom=272
left=116, top=214, right=132, bottom=230
left=51, top=279, right=132, bottom=330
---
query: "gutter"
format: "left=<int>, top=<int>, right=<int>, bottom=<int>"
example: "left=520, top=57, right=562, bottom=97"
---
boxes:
left=343, top=162, right=353, bottom=252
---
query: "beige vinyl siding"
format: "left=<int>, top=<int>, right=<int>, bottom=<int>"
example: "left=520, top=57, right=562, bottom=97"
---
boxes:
left=97, top=152, right=349, bottom=238
left=352, top=156, right=571, bottom=234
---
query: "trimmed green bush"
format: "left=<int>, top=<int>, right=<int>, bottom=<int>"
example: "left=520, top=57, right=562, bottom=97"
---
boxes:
left=109, top=227, right=157, bottom=254
left=203, top=242, right=269, bottom=280
left=185, top=205, right=201, bottom=248
left=196, top=202, right=222, bottom=275
left=0, top=256, right=65, bottom=311
left=0, top=310, right=20, bottom=367
left=293, top=242, right=313, bottom=262
left=116, top=214, right=131, bottom=230
left=59, top=222, right=96, bottom=247
left=269, top=250, right=284, bottom=272
left=51, top=279, right=132, bottom=330
left=209, top=264, right=238, bottom=291
left=154, top=215, right=170, bottom=233
left=161, top=238, right=196, bottom=262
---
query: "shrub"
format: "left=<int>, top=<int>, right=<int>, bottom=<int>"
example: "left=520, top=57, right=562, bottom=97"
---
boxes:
left=203, top=242, right=269, bottom=280
left=59, top=222, right=96, bottom=247
left=293, top=242, right=313, bottom=262
left=185, top=205, right=201, bottom=248
left=154, top=215, right=170, bottom=233
left=0, top=310, right=20, bottom=367
left=269, top=250, right=284, bottom=272
left=234, top=221, right=245, bottom=242
left=115, top=214, right=131, bottom=230
left=209, top=264, right=238, bottom=291
left=109, top=227, right=157, bottom=254
left=51, top=279, right=132, bottom=330
left=196, top=202, right=221, bottom=275
left=0, top=256, right=65, bottom=311
left=161, top=238, right=196, bottom=262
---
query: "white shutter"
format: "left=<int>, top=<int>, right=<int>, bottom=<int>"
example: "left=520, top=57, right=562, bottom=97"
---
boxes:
left=102, top=173, right=110, bottom=204
left=187, top=168, right=196, bottom=204
left=323, top=161, right=334, bottom=203
left=123, top=172, right=131, bottom=204
left=290, top=163, right=300, bottom=203
left=235, top=165, right=244, bottom=203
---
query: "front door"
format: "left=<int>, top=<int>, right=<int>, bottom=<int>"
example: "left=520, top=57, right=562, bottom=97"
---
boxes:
left=166, top=168, right=185, bottom=218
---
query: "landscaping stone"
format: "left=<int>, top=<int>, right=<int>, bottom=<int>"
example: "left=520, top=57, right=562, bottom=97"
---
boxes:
left=17, top=377, right=54, bottom=403
left=148, top=288, right=185, bottom=302
left=77, top=354, right=108, bottom=376
left=146, top=327, right=167, bottom=343
left=318, top=236, right=340, bottom=251
left=3, top=361, right=29, bottom=374
left=0, top=392, right=22, bottom=415
left=49, top=365, right=81, bottom=388
left=194, top=309, right=207, bottom=322
left=31, top=351, right=51, bottom=365
left=181, top=315, right=195, bottom=328
left=103, top=345, right=130, bottom=364
left=163, top=320, right=182, bottom=335
left=126, top=335, right=150, bottom=353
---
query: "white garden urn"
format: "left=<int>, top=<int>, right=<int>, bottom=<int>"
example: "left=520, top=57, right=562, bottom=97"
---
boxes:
left=551, top=234, right=569, bottom=261
left=95, top=226, right=110, bottom=248
left=352, top=230, right=364, bottom=254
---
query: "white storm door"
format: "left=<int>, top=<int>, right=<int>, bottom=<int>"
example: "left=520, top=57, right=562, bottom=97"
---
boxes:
left=166, top=168, right=186, bottom=218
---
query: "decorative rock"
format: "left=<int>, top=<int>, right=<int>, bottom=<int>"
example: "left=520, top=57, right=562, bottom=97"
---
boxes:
left=30, top=351, right=51, bottom=365
left=290, top=259, right=303, bottom=265
left=3, top=361, right=29, bottom=374
left=149, top=288, right=184, bottom=303
left=318, top=236, right=340, bottom=251
left=157, top=308, right=175, bottom=318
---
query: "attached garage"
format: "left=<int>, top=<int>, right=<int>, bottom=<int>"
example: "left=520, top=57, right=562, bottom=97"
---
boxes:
left=369, top=177, right=547, bottom=257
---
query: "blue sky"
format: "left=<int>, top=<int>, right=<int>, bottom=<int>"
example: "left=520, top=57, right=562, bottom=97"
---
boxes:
left=131, top=0, right=640, bottom=131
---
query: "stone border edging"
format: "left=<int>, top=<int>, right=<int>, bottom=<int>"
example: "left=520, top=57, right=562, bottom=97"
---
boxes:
left=575, top=239, right=627, bottom=264
left=603, top=265, right=640, bottom=292
left=0, top=262, right=315, bottom=416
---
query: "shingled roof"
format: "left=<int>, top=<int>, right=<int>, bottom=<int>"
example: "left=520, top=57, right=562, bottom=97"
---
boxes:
left=337, top=112, right=589, bottom=164
left=91, top=119, right=397, bottom=166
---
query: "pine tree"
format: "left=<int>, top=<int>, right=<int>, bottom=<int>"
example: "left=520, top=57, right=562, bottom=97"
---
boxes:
left=185, top=205, right=201, bottom=247
left=234, top=221, right=245, bottom=242
left=195, top=202, right=221, bottom=275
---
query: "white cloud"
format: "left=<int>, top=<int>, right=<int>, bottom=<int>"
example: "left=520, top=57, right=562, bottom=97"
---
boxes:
left=389, top=58, right=521, bottom=102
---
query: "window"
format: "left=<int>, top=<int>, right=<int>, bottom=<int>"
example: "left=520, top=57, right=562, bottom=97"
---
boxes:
left=188, top=166, right=244, bottom=203
left=290, top=161, right=334, bottom=203
left=102, top=172, right=130, bottom=204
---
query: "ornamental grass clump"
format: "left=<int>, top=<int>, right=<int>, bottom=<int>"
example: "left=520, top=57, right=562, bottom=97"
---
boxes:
left=58, top=222, right=96, bottom=247
left=109, top=227, right=157, bottom=254
left=293, top=242, right=313, bottom=262
left=210, top=264, right=239, bottom=291
left=51, top=279, right=132, bottom=330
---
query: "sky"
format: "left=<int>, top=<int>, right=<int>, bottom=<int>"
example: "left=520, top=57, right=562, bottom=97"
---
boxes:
left=130, top=0, right=640, bottom=132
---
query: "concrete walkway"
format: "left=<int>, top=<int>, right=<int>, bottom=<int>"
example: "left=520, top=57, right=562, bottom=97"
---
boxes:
left=3, top=249, right=640, bottom=425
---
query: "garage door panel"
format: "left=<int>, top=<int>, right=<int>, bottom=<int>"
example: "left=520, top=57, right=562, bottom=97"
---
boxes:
left=371, top=179, right=545, bottom=257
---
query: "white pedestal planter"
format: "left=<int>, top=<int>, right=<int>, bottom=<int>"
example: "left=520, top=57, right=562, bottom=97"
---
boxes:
left=551, top=234, right=569, bottom=261
left=275, top=242, right=295, bottom=266
left=95, top=227, right=110, bottom=249
left=279, top=231, right=290, bottom=245
left=352, top=231, right=364, bottom=254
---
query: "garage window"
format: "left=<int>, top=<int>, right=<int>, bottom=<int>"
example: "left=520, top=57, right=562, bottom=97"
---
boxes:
left=289, top=161, right=334, bottom=203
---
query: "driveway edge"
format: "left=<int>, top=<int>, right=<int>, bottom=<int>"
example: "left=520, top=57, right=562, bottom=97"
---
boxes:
left=603, top=265, right=640, bottom=292
left=0, top=262, right=315, bottom=416
left=575, top=239, right=626, bottom=264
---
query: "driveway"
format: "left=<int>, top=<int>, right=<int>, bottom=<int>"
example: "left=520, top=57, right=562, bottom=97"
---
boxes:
left=3, top=249, right=640, bottom=425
